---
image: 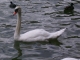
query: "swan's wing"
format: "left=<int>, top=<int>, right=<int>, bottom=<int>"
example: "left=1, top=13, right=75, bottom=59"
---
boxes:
left=19, top=29, right=50, bottom=41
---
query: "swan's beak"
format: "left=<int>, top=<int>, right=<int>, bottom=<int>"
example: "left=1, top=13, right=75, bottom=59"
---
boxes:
left=13, top=12, right=17, bottom=15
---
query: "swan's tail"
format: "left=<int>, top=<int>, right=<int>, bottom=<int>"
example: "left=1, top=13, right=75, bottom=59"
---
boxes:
left=48, top=28, right=66, bottom=39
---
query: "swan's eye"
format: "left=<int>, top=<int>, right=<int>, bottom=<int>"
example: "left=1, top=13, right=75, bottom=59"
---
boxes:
left=13, top=9, right=18, bottom=15
left=15, top=9, right=18, bottom=13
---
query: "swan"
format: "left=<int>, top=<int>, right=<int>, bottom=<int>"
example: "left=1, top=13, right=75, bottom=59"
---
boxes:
left=13, top=6, right=66, bottom=42
left=61, top=57, right=80, bottom=60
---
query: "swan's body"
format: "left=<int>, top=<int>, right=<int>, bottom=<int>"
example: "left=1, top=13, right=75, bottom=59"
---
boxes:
left=13, top=6, right=66, bottom=42
left=61, top=58, right=80, bottom=60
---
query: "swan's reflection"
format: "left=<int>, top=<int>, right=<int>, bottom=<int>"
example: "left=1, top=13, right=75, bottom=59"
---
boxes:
left=48, top=38, right=63, bottom=46
left=12, top=38, right=62, bottom=60
left=12, top=41, right=22, bottom=60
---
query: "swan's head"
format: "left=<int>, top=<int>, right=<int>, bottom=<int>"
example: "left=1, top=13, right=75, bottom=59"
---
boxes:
left=13, top=6, right=21, bottom=15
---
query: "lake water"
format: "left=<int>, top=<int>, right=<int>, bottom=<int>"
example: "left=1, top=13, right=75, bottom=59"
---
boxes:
left=0, top=0, right=80, bottom=60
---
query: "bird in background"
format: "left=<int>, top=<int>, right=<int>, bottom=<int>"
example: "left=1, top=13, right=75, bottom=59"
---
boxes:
left=9, top=1, right=17, bottom=8
left=64, top=3, right=74, bottom=14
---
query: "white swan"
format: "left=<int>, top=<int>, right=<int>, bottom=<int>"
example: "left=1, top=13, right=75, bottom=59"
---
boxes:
left=13, top=6, right=66, bottom=42
left=61, top=57, right=80, bottom=60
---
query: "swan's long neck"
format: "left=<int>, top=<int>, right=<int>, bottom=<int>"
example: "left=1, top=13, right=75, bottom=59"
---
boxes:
left=14, top=8, right=21, bottom=40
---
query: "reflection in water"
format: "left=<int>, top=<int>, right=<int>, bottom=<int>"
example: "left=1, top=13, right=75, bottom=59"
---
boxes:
left=48, top=38, right=63, bottom=46
left=12, top=41, right=22, bottom=60
left=12, top=38, right=62, bottom=60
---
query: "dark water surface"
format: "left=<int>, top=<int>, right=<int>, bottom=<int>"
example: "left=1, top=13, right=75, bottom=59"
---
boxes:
left=0, top=0, right=80, bottom=60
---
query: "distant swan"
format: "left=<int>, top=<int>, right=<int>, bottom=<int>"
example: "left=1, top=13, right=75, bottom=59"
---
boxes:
left=61, top=57, right=79, bottom=60
left=13, top=6, right=66, bottom=42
